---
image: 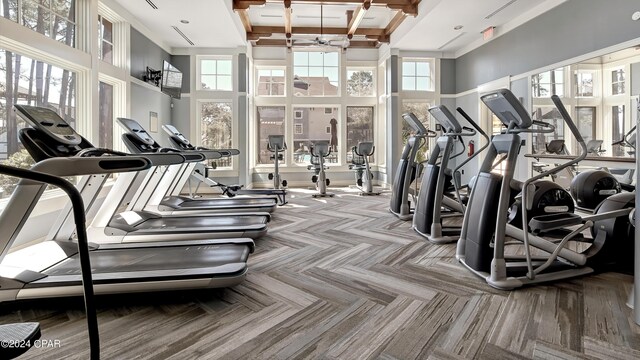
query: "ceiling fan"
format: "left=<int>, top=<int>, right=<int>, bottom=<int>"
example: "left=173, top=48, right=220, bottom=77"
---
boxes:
left=289, top=4, right=350, bottom=49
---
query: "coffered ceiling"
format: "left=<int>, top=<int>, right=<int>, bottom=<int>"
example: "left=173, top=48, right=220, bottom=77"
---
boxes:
left=233, top=0, right=420, bottom=49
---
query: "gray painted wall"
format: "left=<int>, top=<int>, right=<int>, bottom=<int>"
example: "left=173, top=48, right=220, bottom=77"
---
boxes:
left=440, top=59, right=456, bottom=95
left=130, top=83, right=172, bottom=147
left=170, top=55, right=190, bottom=93
left=509, top=77, right=531, bottom=181
left=455, top=0, right=640, bottom=93
left=130, top=27, right=170, bottom=80
left=171, top=96, right=190, bottom=137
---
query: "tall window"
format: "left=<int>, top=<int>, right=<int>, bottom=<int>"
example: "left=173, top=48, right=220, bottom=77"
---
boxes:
left=293, top=51, right=339, bottom=96
left=401, top=102, right=430, bottom=163
left=346, top=69, right=374, bottom=96
left=574, top=71, right=593, bottom=97
left=532, top=107, right=564, bottom=153
left=575, top=107, right=595, bottom=154
left=98, top=15, right=113, bottom=64
left=293, top=107, right=338, bottom=164
left=532, top=68, right=564, bottom=97
left=201, top=102, right=232, bottom=168
left=346, top=106, right=374, bottom=162
left=256, top=68, right=285, bottom=96
left=611, top=69, right=625, bottom=95
left=0, top=49, right=76, bottom=198
left=98, top=82, right=113, bottom=148
left=402, top=59, right=432, bottom=91
left=199, top=58, right=232, bottom=91
left=612, top=105, right=625, bottom=156
left=257, top=106, right=285, bottom=164
left=2, top=0, right=76, bottom=47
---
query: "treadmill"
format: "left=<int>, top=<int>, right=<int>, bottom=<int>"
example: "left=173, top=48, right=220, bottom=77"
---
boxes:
left=0, top=105, right=254, bottom=302
left=162, top=124, right=288, bottom=205
left=13, top=106, right=270, bottom=244
left=116, top=119, right=277, bottom=215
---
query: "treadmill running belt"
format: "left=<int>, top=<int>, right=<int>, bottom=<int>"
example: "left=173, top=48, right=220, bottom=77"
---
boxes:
left=43, top=244, right=250, bottom=276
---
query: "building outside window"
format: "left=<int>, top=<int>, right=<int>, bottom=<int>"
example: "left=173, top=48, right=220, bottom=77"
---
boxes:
left=292, top=107, right=338, bottom=164
left=256, top=106, right=285, bottom=164
left=293, top=51, right=339, bottom=96
left=574, top=71, right=593, bottom=97
left=199, top=58, right=232, bottom=91
left=256, top=68, right=285, bottom=96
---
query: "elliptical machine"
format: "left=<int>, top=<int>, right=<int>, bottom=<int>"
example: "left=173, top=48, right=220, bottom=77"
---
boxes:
left=457, top=89, right=634, bottom=290
left=349, top=142, right=380, bottom=196
left=413, top=105, right=489, bottom=243
left=389, top=113, right=437, bottom=220
left=307, top=141, right=334, bottom=198
left=267, top=135, right=287, bottom=189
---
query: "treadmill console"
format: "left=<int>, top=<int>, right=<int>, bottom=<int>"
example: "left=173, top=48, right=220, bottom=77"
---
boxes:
left=14, top=105, right=94, bottom=161
left=117, top=117, right=162, bottom=153
left=162, top=124, right=195, bottom=150
left=14, top=105, right=81, bottom=145
left=480, top=89, right=532, bottom=129
left=428, top=105, right=462, bottom=134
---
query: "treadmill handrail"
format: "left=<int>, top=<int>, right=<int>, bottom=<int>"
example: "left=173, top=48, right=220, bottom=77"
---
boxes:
left=29, top=156, right=152, bottom=177
left=0, top=164, right=100, bottom=359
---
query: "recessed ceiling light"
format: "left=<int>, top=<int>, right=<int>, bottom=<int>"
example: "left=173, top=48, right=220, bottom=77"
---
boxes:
left=180, top=19, right=189, bottom=24
left=454, top=25, right=463, bottom=30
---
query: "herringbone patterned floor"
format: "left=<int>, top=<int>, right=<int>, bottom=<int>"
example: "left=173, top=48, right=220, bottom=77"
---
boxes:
left=2, top=188, right=639, bottom=359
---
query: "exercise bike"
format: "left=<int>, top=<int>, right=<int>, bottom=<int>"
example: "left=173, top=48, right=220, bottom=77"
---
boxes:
left=267, top=135, right=287, bottom=189
left=307, top=141, right=334, bottom=198
left=349, top=142, right=380, bottom=196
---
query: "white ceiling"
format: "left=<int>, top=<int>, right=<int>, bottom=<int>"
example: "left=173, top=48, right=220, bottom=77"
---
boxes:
left=110, top=0, right=566, bottom=55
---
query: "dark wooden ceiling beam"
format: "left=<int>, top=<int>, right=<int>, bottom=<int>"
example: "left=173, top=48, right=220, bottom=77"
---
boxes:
left=255, top=38, right=379, bottom=48
left=251, top=25, right=385, bottom=36
left=384, top=10, right=405, bottom=35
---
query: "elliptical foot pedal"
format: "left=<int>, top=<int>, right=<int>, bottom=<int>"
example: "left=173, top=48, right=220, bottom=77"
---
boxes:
left=0, top=322, right=41, bottom=359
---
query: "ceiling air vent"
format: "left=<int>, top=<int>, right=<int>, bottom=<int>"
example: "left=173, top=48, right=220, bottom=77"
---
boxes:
left=145, top=0, right=158, bottom=10
left=438, top=32, right=466, bottom=50
left=172, top=26, right=195, bottom=46
left=485, top=0, right=518, bottom=19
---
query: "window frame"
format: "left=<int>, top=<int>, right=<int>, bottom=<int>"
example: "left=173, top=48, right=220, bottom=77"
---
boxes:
left=255, top=66, right=286, bottom=97
left=197, top=55, right=234, bottom=92
left=401, top=58, right=434, bottom=92
left=346, top=67, right=376, bottom=97
left=292, top=50, right=340, bottom=97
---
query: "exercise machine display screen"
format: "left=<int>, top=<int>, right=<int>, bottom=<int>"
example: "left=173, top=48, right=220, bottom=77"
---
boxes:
left=14, top=104, right=81, bottom=145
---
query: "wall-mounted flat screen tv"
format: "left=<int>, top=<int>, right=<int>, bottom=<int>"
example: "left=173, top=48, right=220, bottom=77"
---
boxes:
left=161, top=60, right=182, bottom=99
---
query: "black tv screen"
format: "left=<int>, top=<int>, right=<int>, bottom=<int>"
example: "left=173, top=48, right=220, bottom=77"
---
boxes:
left=161, top=60, right=182, bottom=99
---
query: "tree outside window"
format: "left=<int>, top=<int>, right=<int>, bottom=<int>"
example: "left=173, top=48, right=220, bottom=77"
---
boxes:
left=532, top=68, right=564, bottom=97
left=347, top=69, right=374, bottom=96
left=98, top=15, right=114, bottom=64
left=2, top=0, right=76, bottom=47
left=402, top=102, right=430, bottom=163
left=201, top=102, right=232, bottom=168
left=611, top=69, right=625, bottom=95
left=346, top=106, right=374, bottom=162
left=0, top=49, right=77, bottom=198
